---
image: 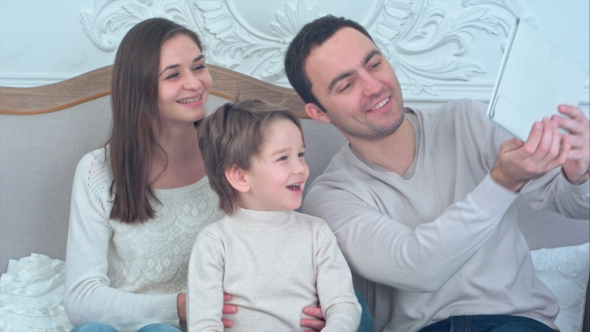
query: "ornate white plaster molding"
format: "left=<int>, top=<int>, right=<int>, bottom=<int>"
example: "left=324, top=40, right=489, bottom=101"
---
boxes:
left=77, top=0, right=588, bottom=104
left=79, top=0, right=526, bottom=92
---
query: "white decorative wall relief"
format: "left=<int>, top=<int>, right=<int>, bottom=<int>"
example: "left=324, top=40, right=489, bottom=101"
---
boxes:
left=0, top=0, right=584, bottom=105
left=80, top=0, right=535, bottom=101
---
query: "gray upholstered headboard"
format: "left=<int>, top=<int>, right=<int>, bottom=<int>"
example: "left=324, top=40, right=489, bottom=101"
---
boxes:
left=0, top=65, right=588, bottom=329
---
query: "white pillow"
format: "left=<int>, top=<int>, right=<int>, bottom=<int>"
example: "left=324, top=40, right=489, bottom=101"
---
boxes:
left=1, top=246, right=588, bottom=332
left=0, top=254, right=73, bottom=332
left=531, top=243, right=590, bottom=332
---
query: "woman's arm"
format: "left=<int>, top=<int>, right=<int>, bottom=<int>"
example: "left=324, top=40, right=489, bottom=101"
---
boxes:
left=64, top=152, right=180, bottom=330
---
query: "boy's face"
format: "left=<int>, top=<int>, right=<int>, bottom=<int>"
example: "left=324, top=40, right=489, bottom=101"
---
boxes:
left=240, top=119, right=309, bottom=211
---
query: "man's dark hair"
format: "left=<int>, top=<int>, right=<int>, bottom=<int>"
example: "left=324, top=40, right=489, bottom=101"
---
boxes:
left=284, top=15, right=374, bottom=112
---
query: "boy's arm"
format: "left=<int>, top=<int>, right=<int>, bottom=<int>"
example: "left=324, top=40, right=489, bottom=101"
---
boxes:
left=187, top=231, right=225, bottom=332
left=314, top=221, right=362, bottom=332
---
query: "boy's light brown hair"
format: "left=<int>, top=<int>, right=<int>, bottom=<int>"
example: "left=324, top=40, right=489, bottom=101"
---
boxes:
left=198, top=99, right=304, bottom=215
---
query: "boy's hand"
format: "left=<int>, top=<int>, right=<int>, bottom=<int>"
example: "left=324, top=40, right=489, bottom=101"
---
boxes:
left=301, top=305, right=325, bottom=332
left=222, top=293, right=237, bottom=328
left=551, top=104, right=590, bottom=184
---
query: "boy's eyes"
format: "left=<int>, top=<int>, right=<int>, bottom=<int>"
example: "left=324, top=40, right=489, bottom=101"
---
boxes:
left=275, top=150, right=305, bottom=162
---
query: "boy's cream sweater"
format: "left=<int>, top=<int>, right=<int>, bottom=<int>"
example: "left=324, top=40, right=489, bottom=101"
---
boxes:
left=187, top=209, right=361, bottom=332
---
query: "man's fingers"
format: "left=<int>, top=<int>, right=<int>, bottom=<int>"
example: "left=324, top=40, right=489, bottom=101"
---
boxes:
left=303, top=306, right=323, bottom=318
left=300, top=318, right=326, bottom=331
left=522, top=121, right=544, bottom=156
left=222, top=319, right=233, bottom=328
left=558, top=104, right=586, bottom=119
left=500, top=137, right=524, bottom=153
left=222, top=303, right=237, bottom=314
left=300, top=306, right=325, bottom=331
left=554, top=105, right=589, bottom=134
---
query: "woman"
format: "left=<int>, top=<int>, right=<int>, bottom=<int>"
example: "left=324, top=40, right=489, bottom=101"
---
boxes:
left=64, top=18, right=230, bottom=332
left=64, top=17, right=357, bottom=332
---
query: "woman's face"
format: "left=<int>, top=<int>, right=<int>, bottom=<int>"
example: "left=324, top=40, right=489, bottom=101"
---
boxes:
left=157, top=34, right=212, bottom=129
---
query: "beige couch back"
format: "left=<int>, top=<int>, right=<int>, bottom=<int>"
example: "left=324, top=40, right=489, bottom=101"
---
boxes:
left=2, top=93, right=589, bottom=273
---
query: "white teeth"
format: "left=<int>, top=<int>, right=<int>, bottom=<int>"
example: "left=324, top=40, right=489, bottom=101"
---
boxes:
left=177, top=96, right=201, bottom=104
left=287, top=183, right=301, bottom=190
left=371, top=97, right=389, bottom=111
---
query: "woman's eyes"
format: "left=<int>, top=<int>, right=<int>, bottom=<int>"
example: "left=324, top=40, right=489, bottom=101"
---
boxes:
left=192, top=64, right=206, bottom=71
left=164, top=64, right=205, bottom=80
left=165, top=72, right=179, bottom=80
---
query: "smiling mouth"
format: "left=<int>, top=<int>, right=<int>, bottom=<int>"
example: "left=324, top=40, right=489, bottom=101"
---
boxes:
left=177, top=96, right=201, bottom=104
left=287, top=182, right=303, bottom=191
left=369, top=96, right=390, bottom=112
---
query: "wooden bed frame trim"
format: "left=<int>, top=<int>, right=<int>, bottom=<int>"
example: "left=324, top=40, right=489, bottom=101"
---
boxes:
left=0, top=65, right=308, bottom=118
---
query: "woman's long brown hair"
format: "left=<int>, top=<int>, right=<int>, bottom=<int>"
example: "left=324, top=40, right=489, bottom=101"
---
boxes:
left=108, top=18, right=203, bottom=223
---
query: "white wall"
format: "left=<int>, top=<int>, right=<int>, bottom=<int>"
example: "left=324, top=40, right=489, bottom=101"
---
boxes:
left=1, top=0, right=588, bottom=109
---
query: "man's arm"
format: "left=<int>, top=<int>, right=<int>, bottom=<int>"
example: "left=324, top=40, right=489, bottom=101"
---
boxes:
left=303, top=174, right=517, bottom=292
left=304, top=115, right=572, bottom=292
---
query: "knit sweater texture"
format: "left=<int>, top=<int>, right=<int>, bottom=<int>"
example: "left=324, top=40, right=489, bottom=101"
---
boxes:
left=187, top=209, right=361, bottom=332
left=65, top=148, right=223, bottom=331
left=302, top=99, right=590, bottom=332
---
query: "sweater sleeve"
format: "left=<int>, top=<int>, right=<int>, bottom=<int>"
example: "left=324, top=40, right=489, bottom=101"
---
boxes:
left=313, top=221, right=361, bottom=332
left=64, top=151, right=179, bottom=331
left=187, top=229, right=225, bottom=332
left=303, top=173, right=518, bottom=293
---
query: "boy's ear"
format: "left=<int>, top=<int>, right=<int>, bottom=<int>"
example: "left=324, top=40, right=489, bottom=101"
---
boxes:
left=225, top=165, right=250, bottom=193
left=305, top=103, right=330, bottom=123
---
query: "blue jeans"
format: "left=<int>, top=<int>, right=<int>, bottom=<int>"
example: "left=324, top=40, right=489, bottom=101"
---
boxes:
left=355, top=288, right=375, bottom=332
left=71, top=322, right=181, bottom=332
left=419, top=315, right=557, bottom=332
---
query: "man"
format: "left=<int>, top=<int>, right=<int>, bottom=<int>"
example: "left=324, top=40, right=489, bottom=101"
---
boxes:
left=285, top=15, right=590, bottom=332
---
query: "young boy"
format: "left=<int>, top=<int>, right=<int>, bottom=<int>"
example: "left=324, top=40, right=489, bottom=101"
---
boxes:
left=188, top=99, right=361, bottom=331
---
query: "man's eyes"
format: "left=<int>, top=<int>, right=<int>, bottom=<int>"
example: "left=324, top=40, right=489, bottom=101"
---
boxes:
left=339, top=81, right=353, bottom=93
left=370, top=60, right=381, bottom=69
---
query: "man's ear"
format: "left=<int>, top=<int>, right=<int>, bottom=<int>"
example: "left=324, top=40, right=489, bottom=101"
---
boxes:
left=305, top=103, right=330, bottom=123
left=225, top=165, right=250, bottom=193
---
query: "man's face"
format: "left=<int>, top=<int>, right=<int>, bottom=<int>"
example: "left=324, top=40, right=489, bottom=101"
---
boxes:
left=304, top=27, right=404, bottom=142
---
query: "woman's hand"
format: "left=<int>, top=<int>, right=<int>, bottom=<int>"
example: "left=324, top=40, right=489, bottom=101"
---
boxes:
left=301, top=305, right=326, bottom=332
left=222, top=293, right=237, bottom=328
left=177, top=293, right=187, bottom=323
left=178, top=292, right=237, bottom=326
